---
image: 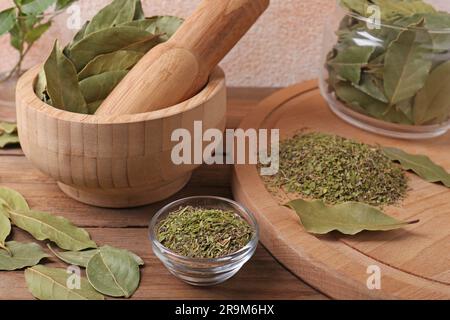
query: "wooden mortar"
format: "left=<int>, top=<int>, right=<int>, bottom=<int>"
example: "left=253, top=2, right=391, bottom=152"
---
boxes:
left=16, top=66, right=226, bottom=208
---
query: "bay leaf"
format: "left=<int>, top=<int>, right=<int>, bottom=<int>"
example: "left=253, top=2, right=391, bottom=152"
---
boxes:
left=372, top=0, right=436, bottom=20
left=0, top=241, right=50, bottom=271
left=123, top=16, right=184, bottom=41
left=287, top=199, right=418, bottom=235
left=339, top=0, right=367, bottom=16
left=0, top=133, right=20, bottom=148
left=328, top=45, right=375, bottom=84
left=34, top=68, right=48, bottom=102
left=48, top=244, right=98, bottom=267
left=0, top=8, right=16, bottom=36
left=25, top=21, right=52, bottom=44
left=0, top=186, right=30, bottom=217
left=84, top=0, right=136, bottom=36
left=102, top=245, right=144, bottom=266
left=413, top=60, right=450, bottom=125
left=423, top=13, right=450, bottom=51
left=67, top=21, right=89, bottom=50
left=44, top=41, right=88, bottom=114
left=0, top=212, right=11, bottom=252
left=382, top=147, right=450, bottom=187
left=123, top=33, right=162, bottom=53
left=21, top=0, right=56, bottom=15
left=0, top=122, right=17, bottom=134
left=68, top=27, right=154, bottom=71
left=79, top=70, right=128, bottom=104
left=133, top=0, right=145, bottom=20
left=56, top=0, right=77, bottom=10
left=384, top=28, right=432, bottom=105
left=86, top=246, right=140, bottom=298
left=78, top=50, right=143, bottom=80
left=87, top=101, right=103, bottom=114
left=8, top=209, right=97, bottom=251
left=353, top=73, right=388, bottom=103
left=25, top=265, right=104, bottom=300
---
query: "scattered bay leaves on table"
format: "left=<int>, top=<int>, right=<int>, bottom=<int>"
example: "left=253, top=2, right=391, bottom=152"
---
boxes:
left=384, top=28, right=432, bottom=105
left=8, top=209, right=97, bottom=251
left=79, top=70, right=128, bottom=106
left=0, top=242, right=50, bottom=271
left=413, top=60, right=450, bottom=125
left=287, top=199, right=418, bottom=235
left=44, top=41, right=88, bottom=114
left=123, top=16, right=184, bottom=41
left=0, top=213, right=11, bottom=252
left=328, top=45, right=375, bottom=84
left=25, top=265, right=104, bottom=300
left=382, top=147, right=450, bottom=187
left=0, top=187, right=30, bottom=217
left=48, top=244, right=98, bottom=268
left=0, top=122, right=17, bottom=134
left=87, top=246, right=140, bottom=298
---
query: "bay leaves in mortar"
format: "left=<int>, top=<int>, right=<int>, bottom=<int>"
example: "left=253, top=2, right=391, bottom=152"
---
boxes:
left=328, top=46, right=375, bottom=84
left=0, top=242, right=50, bottom=271
left=84, top=0, right=136, bottom=36
left=34, top=69, right=49, bottom=103
left=123, top=33, right=162, bottom=53
left=78, top=50, right=144, bottom=80
left=79, top=70, right=128, bottom=107
left=383, top=147, right=450, bottom=187
left=384, top=28, right=432, bottom=105
left=123, top=16, right=184, bottom=41
left=25, top=265, right=104, bottom=300
left=68, top=27, right=155, bottom=71
left=287, top=199, right=418, bottom=235
left=0, top=212, right=11, bottom=252
left=413, top=60, right=450, bottom=125
left=0, top=122, right=17, bottom=134
left=67, top=21, right=89, bottom=51
left=8, top=210, right=97, bottom=251
left=0, top=187, right=30, bottom=217
left=0, top=133, right=20, bottom=148
left=86, top=101, right=103, bottom=114
left=48, top=244, right=98, bottom=268
left=44, top=41, right=88, bottom=114
left=87, top=246, right=140, bottom=298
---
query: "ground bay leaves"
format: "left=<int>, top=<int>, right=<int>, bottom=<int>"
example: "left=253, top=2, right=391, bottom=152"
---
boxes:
left=328, top=45, right=375, bottom=84
left=413, top=60, right=450, bottom=125
left=123, top=16, right=184, bottom=41
left=8, top=209, right=97, bottom=251
left=85, top=0, right=136, bottom=36
left=384, top=28, right=432, bottom=105
left=87, top=246, right=140, bottom=298
left=383, top=147, right=450, bottom=187
left=0, top=242, right=50, bottom=271
left=79, top=70, right=128, bottom=105
left=0, top=133, right=20, bottom=148
left=287, top=199, right=418, bottom=235
left=25, top=265, right=104, bottom=300
left=44, top=41, right=88, bottom=114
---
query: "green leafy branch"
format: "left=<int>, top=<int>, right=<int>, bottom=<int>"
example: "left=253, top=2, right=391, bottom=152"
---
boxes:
left=0, top=0, right=77, bottom=82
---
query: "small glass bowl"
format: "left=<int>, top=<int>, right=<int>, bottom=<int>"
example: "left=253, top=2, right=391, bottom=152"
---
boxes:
left=149, top=196, right=259, bottom=286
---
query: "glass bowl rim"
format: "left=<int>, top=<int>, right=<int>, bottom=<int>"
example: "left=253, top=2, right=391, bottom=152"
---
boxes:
left=149, top=196, right=260, bottom=264
left=339, top=3, right=450, bottom=33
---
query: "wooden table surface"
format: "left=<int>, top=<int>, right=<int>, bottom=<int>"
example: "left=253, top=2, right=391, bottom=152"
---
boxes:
left=0, top=88, right=327, bottom=300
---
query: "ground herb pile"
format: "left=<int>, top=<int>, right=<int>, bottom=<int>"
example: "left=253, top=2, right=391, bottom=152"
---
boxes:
left=270, top=132, right=408, bottom=206
left=157, top=206, right=254, bottom=259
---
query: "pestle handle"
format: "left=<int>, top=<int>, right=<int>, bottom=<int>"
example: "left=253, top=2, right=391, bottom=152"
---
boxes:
left=95, top=0, right=270, bottom=116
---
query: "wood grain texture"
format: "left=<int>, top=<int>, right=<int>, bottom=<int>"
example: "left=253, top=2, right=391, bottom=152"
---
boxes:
left=15, top=66, right=227, bottom=208
left=232, top=81, right=450, bottom=300
left=96, top=0, right=270, bottom=115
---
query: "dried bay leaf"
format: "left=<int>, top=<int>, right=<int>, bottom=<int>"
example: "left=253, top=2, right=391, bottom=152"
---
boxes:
left=384, top=28, right=432, bottom=105
left=25, top=265, right=104, bottom=300
left=287, top=199, right=418, bottom=235
left=0, top=213, right=11, bottom=252
left=78, top=50, right=143, bottom=80
left=87, top=246, right=140, bottom=298
left=79, top=70, right=128, bottom=105
left=123, top=16, right=184, bottom=41
left=0, top=122, right=17, bottom=134
left=353, top=73, right=388, bottom=103
left=48, top=245, right=98, bottom=267
left=8, top=210, right=97, bottom=251
left=0, top=242, right=50, bottom=271
left=328, top=45, right=375, bottom=84
left=383, top=147, right=450, bottom=187
left=0, top=8, right=16, bottom=36
left=0, top=133, right=20, bottom=148
left=44, top=41, right=88, bottom=114
left=21, top=0, right=56, bottom=15
left=87, top=101, right=103, bottom=114
left=0, top=187, right=30, bottom=217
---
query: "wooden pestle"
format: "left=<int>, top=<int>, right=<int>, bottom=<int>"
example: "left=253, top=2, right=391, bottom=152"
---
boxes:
left=95, top=0, right=270, bottom=116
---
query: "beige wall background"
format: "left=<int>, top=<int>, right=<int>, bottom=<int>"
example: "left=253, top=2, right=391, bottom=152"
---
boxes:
left=1, top=0, right=450, bottom=87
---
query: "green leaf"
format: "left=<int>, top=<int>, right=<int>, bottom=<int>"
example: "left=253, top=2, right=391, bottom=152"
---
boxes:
left=84, top=0, right=136, bottom=36
left=86, top=246, right=140, bottom=298
left=22, top=0, right=56, bottom=15
left=87, top=101, right=103, bottom=114
left=44, top=41, right=88, bottom=114
left=123, top=16, right=184, bottom=41
left=78, top=50, right=143, bottom=80
left=0, top=133, right=20, bottom=148
left=56, top=0, right=77, bottom=10
left=8, top=209, right=97, bottom=251
left=339, top=0, right=367, bottom=16
left=287, top=199, right=418, bottom=235
left=0, top=187, right=30, bottom=217
left=0, top=213, right=11, bottom=252
left=0, top=122, right=17, bottom=134
left=48, top=244, right=97, bottom=267
left=353, top=73, right=388, bottom=103
left=413, top=60, right=450, bottom=125
left=384, top=28, right=432, bottom=105
left=0, top=242, right=50, bottom=271
left=382, top=147, right=450, bottom=187
left=79, top=70, right=127, bottom=104
left=328, top=46, right=374, bottom=84
left=372, top=0, right=436, bottom=20
left=68, top=27, right=155, bottom=71
left=0, top=8, right=16, bottom=36
left=25, top=265, right=104, bottom=300
left=25, top=21, right=51, bottom=44
left=133, top=0, right=145, bottom=20
left=34, top=68, right=48, bottom=102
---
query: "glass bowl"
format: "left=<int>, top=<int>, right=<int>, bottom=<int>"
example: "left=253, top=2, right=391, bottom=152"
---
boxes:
left=319, top=1, right=450, bottom=139
left=149, top=196, right=259, bottom=286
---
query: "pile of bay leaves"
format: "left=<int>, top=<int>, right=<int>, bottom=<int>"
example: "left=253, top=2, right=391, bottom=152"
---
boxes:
left=0, top=186, right=144, bottom=300
left=35, top=0, right=183, bottom=114
left=0, top=122, right=19, bottom=148
left=326, top=0, right=450, bottom=126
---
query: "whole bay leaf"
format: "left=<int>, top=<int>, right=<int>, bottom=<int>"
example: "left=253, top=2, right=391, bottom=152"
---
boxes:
left=21, top=0, right=56, bottom=15
left=44, top=41, right=88, bottom=114
left=25, top=265, right=104, bottom=300
left=328, top=45, right=375, bottom=84
left=86, top=246, right=140, bottom=298
left=0, top=241, right=50, bottom=271
left=34, top=68, right=48, bottom=102
left=0, top=213, right=11, bottom=252
left=384, top=28, right=432, bottom=105
left=382, top=147, right=450, bottom=187
left=84, top=0, right=136, bottom=36
left=0, top=133, right=20, bottom=148
left=0, top=187, right=30, bottom=217
left=79, top=70, right=128, bottom=105
left=287, top=199, right=418, bottom=235
left=123, top=16, right=184, bottom=41
left=413, top=60, right=450, bottom=125
left=48, top=244, right=98, bottom=267
left=78, top=50, right=143, bottom=80
left=0, top=122, right=17, bottom=134
left=0, top=8, right=15, bottom=36
left=8, top=209, right=97, bottom=251
left=353, top=73, right=388, bottom=103
left=87, top=101, right=103, bottom=114
left=68, top=27, right=154, bottom=71
left=123, top=33, right=162, bottom=53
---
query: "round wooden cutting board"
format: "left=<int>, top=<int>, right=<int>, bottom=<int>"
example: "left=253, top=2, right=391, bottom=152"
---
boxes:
left=232, top=81, right=450, bottom=300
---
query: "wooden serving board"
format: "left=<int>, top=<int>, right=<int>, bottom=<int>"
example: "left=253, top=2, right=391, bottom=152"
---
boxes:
left=232, top=81, right=450, bottom=300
